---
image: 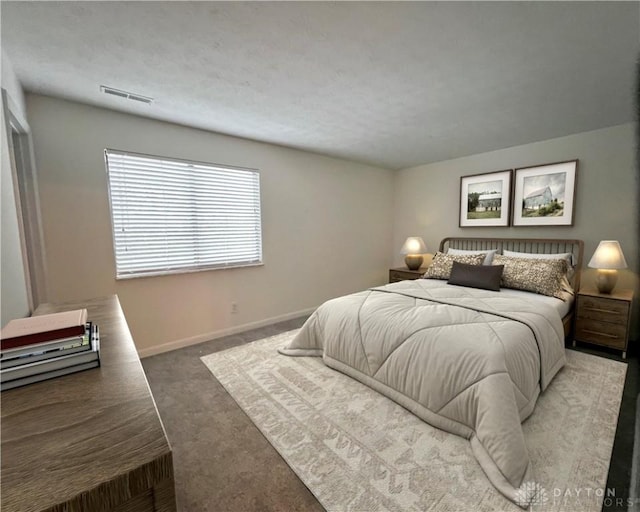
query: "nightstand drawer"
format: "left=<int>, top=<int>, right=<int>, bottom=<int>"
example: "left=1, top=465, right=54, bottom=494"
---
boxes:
left=390, top=270, right=412, bottom=282
left=389, top=267, right=428, bottom=283
left=577, top=295, right=629, bottom=321
left=574, top=288, right=633, bottom=358
left=575, top=318, right=627, bottom=349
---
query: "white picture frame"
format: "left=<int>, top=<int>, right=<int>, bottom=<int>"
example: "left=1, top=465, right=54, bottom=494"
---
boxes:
left=512, top=160, right=578, bottom=226
left=459, top=169, right=512, bottom=227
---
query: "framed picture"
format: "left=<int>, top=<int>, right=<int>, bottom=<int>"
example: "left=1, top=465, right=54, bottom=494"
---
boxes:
left=459, top=169, right=512, bottom=227
left=512, top=160, right=578, bottom=226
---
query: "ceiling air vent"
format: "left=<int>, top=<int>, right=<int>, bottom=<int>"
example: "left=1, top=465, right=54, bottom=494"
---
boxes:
left=100, top=86, right=153, bottom=105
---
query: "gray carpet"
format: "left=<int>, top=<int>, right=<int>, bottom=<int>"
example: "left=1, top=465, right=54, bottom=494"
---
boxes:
left=141, top=317, right=323, bottom=512
left=202, top=330, right=627, bottom=512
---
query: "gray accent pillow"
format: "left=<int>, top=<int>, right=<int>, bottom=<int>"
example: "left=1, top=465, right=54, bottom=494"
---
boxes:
left=448, top=261, right=504, bottom=291
left=423, top=252, right=485, bottom=280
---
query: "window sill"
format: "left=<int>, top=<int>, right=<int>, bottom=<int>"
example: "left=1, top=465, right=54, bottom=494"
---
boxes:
left=115, top=261, right=264, bottom=280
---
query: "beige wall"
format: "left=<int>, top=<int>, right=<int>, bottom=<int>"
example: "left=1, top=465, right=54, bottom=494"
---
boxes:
left=393, top=123, right=639, bottom=337
left=26, top=94, right=394, bottom=355
left=1, top=50, right=30, bottom=326
left=22, top=93, right=639, bottom=350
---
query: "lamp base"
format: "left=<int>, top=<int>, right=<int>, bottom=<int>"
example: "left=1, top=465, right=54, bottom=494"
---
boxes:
left=404, top=254, right=424, bottom=271
left=595, top=269, right=618, bottom=294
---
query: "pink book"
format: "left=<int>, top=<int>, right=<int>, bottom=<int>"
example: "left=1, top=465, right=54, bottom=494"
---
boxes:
left=1, top=309, right=88, bottom=350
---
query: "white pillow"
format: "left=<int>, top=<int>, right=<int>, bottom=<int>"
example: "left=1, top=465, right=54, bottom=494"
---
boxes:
left=502, top=250, right=575, bottom=279
left=447, top=247, right=497, bottom=265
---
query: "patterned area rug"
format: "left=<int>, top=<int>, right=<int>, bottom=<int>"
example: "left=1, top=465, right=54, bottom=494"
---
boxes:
left=201, top=331, right=626, bottom=512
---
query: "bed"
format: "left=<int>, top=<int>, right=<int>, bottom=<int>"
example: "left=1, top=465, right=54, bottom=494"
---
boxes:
left=280, top=237, right=584, bottom=508
left=440, top=237, right=583, bottom=339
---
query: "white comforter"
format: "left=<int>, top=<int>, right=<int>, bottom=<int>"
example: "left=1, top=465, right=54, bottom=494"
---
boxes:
left=279, top=279, right=566, bottom=507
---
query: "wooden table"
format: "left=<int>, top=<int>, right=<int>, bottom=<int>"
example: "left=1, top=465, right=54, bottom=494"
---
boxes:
left=1, top=295, right=176, bottom=512
left=574, top=287, right=634, bottom=359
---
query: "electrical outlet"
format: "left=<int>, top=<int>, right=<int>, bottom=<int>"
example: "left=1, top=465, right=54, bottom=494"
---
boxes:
left=231, top=302, right=238, bottom=314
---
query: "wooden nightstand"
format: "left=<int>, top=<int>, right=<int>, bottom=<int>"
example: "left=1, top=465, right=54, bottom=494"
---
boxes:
left=389, top=267, right=428, bottom=283
left=574, top=288, right=634, bottom=358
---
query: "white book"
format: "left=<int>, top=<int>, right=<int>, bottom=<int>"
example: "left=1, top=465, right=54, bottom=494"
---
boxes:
left=0, top=360, right=100, bottom=391
left=1, top=340, right=92, bottom=369
left=1, top=334, right=87, bottom=360
left=1, top=337, right=100, bottom=383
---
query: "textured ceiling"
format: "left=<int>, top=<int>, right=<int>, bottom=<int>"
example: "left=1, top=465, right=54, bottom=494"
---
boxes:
left=1, top=1, right=638, bottom=169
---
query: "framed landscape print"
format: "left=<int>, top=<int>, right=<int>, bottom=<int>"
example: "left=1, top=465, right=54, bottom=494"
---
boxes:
left=512, top=160, right=578, bottom=226
left=459, top=169, right=512, bottom=227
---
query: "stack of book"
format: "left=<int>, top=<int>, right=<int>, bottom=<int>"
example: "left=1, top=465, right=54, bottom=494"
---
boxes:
left=1, top=309, right=100, bottom=391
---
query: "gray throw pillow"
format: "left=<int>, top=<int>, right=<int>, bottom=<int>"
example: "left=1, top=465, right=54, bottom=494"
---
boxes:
left=447, top=261, right=504, bottom=291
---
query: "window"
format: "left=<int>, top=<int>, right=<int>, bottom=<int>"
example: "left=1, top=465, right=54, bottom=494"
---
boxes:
left=105, top=150, right=262, bottom=278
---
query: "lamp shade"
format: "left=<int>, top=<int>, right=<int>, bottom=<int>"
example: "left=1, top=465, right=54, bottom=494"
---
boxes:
left=588, top=240, right=628, bottom=269
left=400, top=237, right=427, bottom=255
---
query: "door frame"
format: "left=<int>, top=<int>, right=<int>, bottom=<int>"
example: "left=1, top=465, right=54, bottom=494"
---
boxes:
left=3, top=89, right=48, bottom=309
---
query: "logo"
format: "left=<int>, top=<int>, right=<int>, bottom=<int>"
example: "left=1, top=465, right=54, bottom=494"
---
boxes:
left=514, top=481, right=549, bottom=507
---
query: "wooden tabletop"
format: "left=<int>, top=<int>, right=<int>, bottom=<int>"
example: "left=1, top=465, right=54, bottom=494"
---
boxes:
left=1, top=295, right=174, bottom=512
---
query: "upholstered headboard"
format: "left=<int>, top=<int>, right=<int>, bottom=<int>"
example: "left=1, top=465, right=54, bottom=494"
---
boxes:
left=439, top=237, right=584, bottom=291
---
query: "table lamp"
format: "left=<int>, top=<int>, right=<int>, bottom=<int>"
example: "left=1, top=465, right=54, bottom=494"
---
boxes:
left=588, top=240, right=627, bottom=294
left=400, top=237, right=427, bottom=270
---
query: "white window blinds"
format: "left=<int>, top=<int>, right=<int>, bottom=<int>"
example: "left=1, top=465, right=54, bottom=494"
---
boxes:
left=105, top=150, right=262, bottom=278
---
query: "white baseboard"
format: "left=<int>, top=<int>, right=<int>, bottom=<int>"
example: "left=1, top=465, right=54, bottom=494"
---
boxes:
left=137, top=307, right=315, bottom=358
